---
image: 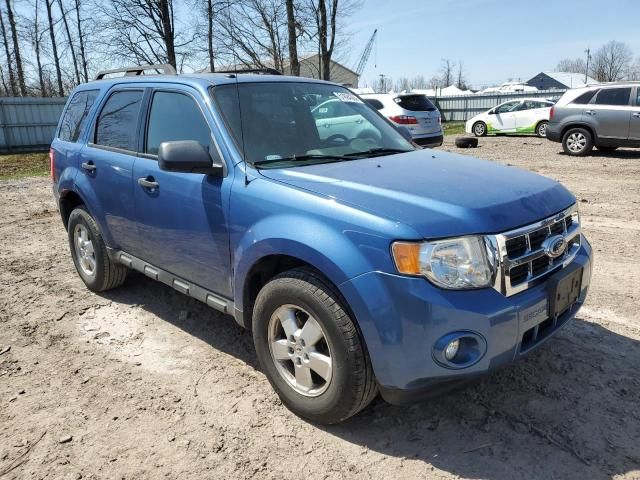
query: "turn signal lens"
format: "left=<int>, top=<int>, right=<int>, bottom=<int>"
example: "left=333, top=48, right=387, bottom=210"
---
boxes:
left=391, top=242, right=422, bottom=275
left=49, top=148, right=55, bottom=181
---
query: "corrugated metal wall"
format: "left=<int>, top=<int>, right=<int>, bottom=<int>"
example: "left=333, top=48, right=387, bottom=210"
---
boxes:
left=431, top=89, right=567, bottom=122
left=0, top=97, right=66, bottom=153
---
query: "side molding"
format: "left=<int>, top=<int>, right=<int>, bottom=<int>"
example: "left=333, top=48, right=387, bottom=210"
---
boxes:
left=108, top=248, right=236, bottom=322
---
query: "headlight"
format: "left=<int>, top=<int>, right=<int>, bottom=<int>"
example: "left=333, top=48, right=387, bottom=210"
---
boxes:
left=391, top=236, right=497, bottom=289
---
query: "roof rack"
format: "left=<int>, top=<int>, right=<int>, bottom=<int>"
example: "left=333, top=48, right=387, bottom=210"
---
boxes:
left=94, top=64, right=177, bottom=80
left=214, top=67, right=282, bottom=76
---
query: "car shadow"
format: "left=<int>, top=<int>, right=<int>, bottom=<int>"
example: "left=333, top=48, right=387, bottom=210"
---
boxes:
left=99, top=273, right=640, bottom=479
left=556, top=148, right=640, bottom=159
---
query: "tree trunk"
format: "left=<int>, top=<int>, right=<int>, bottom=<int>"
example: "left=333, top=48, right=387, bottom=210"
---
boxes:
left=206, top=0, right=214, bottom=72
left=5, top=0, right=26, bottom=95
left=34, top=0, right=47, bottom=95
left=318, top=0, right=328, bottom=80
left=0, top=8, right=16, bottom=95
left=285, top=0, right=299, bottom=76
left=74, top=0, right=88, bottom=82
left=0, top=63, right=8, bottom=95
left=45, top=0, right=64, bottom=96
left=159, top=0, right=176, bottom=68
left=56, top=0, right=81, bottom=85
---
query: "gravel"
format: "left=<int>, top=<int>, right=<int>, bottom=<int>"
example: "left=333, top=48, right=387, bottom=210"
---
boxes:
left=0, top=136, right=639, bottom=479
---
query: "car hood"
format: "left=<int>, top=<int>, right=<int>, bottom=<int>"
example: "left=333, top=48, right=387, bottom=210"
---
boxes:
left=258, top=149, right=575, bottom=239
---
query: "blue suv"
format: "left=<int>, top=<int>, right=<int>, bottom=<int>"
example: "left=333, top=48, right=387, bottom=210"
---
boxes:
left=51, top=66, right=593, bottom=424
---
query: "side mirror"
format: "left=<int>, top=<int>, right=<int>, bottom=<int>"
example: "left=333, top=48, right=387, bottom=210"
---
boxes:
left=158, top=140, right=224, bottom=176
left=396, top=125, right=413, bottom=142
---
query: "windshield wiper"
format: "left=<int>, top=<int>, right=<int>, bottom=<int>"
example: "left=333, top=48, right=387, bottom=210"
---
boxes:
left=253, top=153, right=350, bottom=167
left=342, top=147, right=413, bottom=158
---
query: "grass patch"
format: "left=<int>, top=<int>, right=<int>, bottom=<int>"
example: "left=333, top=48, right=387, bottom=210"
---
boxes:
left=0, top=152, right=50, bottom=180
left=442, top=122, right=466, bottom=136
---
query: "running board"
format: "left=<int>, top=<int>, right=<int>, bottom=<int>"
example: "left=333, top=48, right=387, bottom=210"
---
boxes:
left=109, top=249, right=234, bottom=316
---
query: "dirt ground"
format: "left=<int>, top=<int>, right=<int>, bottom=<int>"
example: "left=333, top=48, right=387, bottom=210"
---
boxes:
left=1, top=136, right=639, bottom=480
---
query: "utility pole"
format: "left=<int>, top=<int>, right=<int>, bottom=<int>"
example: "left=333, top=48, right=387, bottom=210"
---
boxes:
left=378, top=74, right=386, bottom=93
left=584, top=48, right=591, bottom=83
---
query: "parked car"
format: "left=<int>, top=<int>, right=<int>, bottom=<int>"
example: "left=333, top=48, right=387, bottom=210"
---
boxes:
left=361, top=93, right=443, bottom=147
left=51, top=66, right=592, bottom=424
left=546, top=82, right=640, bottom=156
left=466, top=98, right=555, bottom=137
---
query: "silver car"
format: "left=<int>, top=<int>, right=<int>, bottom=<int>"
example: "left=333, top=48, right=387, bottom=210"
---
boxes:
left=361, top=93, right=443, bottom=147
left=546, top=82, right=640, bottom=156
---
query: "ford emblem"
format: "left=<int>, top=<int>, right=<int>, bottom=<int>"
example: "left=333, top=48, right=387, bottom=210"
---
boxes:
left=542, top=235, right=567, bottom=259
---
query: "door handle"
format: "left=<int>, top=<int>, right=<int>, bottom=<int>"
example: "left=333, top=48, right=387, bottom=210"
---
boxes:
left=81, top=161, right=96, bottom=172
left=585, top=110, right=596, bottom=115
left=137, top=177, right=159, bottom=189
left=633, top=112, right=640, bottom=118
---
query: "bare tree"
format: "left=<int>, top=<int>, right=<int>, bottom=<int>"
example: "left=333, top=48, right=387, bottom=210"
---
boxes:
left=628, top=57, right=640, bottom=81
left=45, top=0, right=64, bottom=96
left=57, top=0, right=81, bottom=85
left=0, top=7, right=16, bottom=95
left=427, top=75, right=442, bottom=92
left=439, top=58, right=455, bottom=87
left=74, top=0, right=88, bottom=81
left=556, top=57, right=587, bottom=74
left=31, top=0, right=48, bottom=95
left=455, top=61, right=467, bottom=90
left=285, top=0, right=299, bottom=75
left=590, top=40, right=633, bottom=82
left=394, top=77, right=410, bottom=92
left=98, top=0, right=190, bottom=69
left=409, top=74, right=427, bottom=90
left=5, top=0, right=26, bottom=95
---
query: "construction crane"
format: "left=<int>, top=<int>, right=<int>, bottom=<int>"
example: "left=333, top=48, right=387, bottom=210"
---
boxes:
left=354, top=29, right=377, bottom=76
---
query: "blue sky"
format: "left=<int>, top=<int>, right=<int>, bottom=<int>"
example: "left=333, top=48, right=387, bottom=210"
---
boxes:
left=347, top=0, right=640, bottom=88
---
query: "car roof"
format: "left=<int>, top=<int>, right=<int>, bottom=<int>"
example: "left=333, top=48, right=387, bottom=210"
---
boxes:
left=74, top=72, right=341, bottom=92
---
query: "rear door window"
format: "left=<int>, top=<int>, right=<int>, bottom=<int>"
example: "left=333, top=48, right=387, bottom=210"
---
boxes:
left=58, top=90, right=99, bottom=142
left=595, top=87, right=632, bottom=106
left=395, top=95, right=436, bottom=111
left=145, top=91, right=212, bottom=155
left=95, top=90, right=144, bottom=151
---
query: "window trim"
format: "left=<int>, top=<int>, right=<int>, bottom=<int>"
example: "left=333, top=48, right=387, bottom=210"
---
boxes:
left=56, top=89, right=100, bottom=143
left=593, top=86, right=633, bottom=107
left=139, top=87, right=218, bottom=161
left=88, top=87, right=146, bottom=156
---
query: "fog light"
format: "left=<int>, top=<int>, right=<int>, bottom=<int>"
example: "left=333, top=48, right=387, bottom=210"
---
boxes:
left=444, top=339, right=460, bottom=360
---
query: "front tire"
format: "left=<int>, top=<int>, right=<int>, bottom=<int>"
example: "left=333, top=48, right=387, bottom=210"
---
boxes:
left=68, top=206, right=127, bottom=292
left=536, top=121, right=548, bottom=137
left=472, top=121, right=487, bottom=137
left=562, top=127, right=593, bottom=156
left=252, top=268, right=377, bottom=424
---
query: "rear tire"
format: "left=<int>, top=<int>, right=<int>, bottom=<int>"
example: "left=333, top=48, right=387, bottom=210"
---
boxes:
left=472, top=121, right=487, bottom=137
left=252, top=268, right=377, bottom=424
left=536, top=121, right=548, bottom=138
left=562, top=127, right=593, bottom=156
left=68, top=206, right=127, bottom=292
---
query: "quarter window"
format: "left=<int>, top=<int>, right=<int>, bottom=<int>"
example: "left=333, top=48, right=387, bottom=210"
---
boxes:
left=95, top=90, right=144, bottom=151
left=58, top=90, right=99, bottom=142
left=595, top=88, right=631, bottom=106
left=364, top=98, right=384, bottom=110
left=571, top=90, right=597, bottom=105
left=145, top=92, right=212, bottom=155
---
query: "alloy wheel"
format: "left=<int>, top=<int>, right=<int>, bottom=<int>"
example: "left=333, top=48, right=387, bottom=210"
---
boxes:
left=74, top=224, right=96, bottom=278
left=567, top=132, right=586, bottom=153
left=267, top=304, right=333, bottom=397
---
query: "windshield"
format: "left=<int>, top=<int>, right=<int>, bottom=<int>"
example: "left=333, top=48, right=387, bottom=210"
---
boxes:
left=212, top=82, right=415, bottom=168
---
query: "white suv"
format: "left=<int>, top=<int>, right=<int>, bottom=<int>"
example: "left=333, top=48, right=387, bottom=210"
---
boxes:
left=361, top=93, right=443, bottom=147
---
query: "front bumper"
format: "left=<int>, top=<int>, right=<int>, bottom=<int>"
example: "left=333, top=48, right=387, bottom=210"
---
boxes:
left=339, top=239, right=592, bottom=404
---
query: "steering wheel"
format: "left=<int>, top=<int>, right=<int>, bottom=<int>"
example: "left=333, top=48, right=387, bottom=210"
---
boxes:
left=326, top=134, right=349, bottom=146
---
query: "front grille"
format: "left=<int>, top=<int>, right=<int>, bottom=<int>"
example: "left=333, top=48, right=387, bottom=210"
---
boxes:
left=492, top=205, right=581, bottom=296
